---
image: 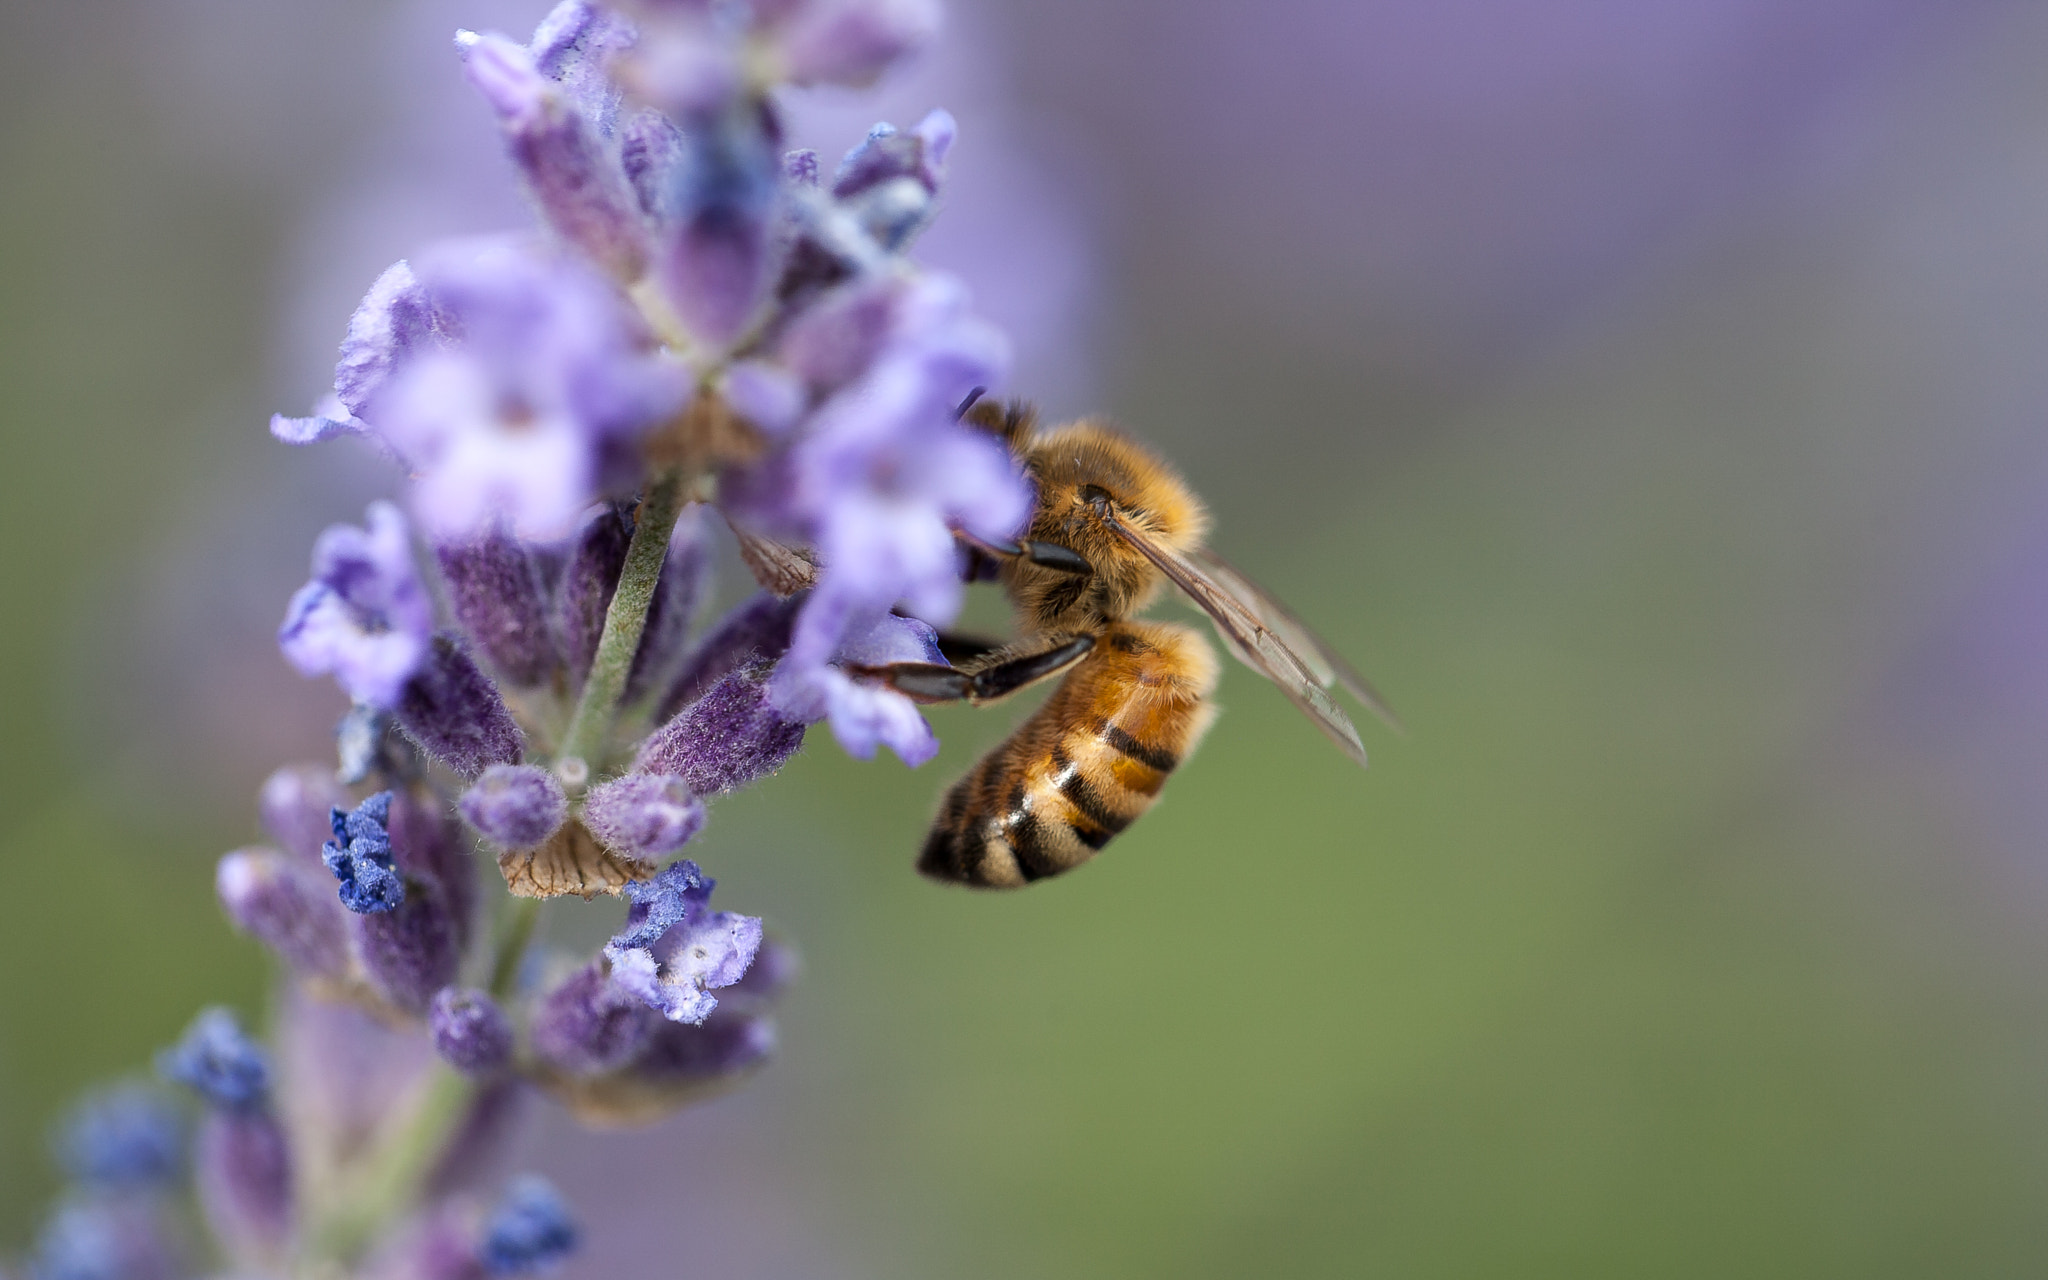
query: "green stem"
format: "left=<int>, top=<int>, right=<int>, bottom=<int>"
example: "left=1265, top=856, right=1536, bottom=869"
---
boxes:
left=489, top=896, right=542, bottom=999
left=309, top=1066, right=472, bottom=1263
left=557, top=467, right=690, bottom=775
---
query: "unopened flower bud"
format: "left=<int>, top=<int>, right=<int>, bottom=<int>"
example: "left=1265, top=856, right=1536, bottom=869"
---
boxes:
left=637, top=661, right=807, bottom=795
left=217, top=848, right=352, bottom=981
left=581, top=774, right=705, bottom=860
left=658, top=102, right=780, bottom=347
left=55, top=1085, right=185, bottom=1191
left=397, top=634, right=525, bottom=778
left=461, top=765, right=568, bottom=850
left=457, top=29, right=648, bottom=281
left=352, top=880, right=462, bottom=1016
left=528, top=962, right=656, bottom=1076
left=388, top=787, right=478, bottom=951
left=654, top=592, right=800, bottom=721
left=158, top=1008, right=270, bottom=1113
left=27, top=1197, right=181, bottom=1280
left=479, top=1176, right=579, bottom=1276
left=435, top=530, right=561, bottom=687
left=193, top=1109, right=294, bottom=1264
left=430, top=988, right=515, bottom=1076
left=258, top=764, right=350, bottom=862
left=322, top=792, right=405, bottom=915
left=778, top=0, right=940, bottom=89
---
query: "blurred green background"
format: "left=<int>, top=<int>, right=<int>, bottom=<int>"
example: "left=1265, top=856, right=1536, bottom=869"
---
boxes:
left=9, top=0, right=2048, bottom=1275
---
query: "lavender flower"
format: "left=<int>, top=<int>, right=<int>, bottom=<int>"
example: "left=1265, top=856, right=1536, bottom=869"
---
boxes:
left=278, top=502, right=433, bottom=710
left=322, top=792, right=405, bottom=914
left=603, top=860, right=762, bottom=1024
left=11, top=0, right=1059, bottom=1270
left=361, top=238, right=689, bottom=543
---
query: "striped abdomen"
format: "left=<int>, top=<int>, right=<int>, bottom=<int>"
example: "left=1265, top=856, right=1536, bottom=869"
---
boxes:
left=919, top=621, right=1220, bottom=888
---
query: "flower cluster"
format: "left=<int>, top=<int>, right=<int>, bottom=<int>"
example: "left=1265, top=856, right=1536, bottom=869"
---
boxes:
left=13, top=0, right=1021, bottom=1274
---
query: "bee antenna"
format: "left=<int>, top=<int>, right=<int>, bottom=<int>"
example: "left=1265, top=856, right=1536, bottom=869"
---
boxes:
left=953, top=386, right=988, bottom=421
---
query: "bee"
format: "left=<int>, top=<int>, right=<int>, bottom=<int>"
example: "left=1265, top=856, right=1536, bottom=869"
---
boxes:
left=848, top=397, right=1398, bottom=889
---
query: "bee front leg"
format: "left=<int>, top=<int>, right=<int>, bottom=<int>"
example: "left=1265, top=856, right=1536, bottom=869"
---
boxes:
left=952, top=529, right=1094, bottom=576
left=847, top=634, right=1097, bottom=706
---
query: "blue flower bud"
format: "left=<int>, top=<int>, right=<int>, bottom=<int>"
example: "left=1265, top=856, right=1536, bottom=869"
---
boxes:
left=479, top=1176, right=578, bottom=1276
left=430, top=988, right=515, bottom=1076
left=26, top=1197, right=180, bottom=1280
left=637, top=660, right=807, bottom=796
left=529, top=962, right=655, bottom=1076
left=435, top=530, right=561, bottom=688
left=396, top=634, right=526, bottom=779
left=581, top=774, right=704, bottom=861
left=193, top=1110, right=294, bottom=1265
left=322, top=792, right=405, bottom=915
left=54, top=1086, right=184, bottom=1191
left=460, top=765, right=568, bottom=850
left=158, top=1008, right=269, bottom=1112
left=216, top=848, right=352, bottom=981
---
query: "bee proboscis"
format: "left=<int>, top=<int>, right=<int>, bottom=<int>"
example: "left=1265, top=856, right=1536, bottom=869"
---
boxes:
left=851, top=399, right=1397, bottom=888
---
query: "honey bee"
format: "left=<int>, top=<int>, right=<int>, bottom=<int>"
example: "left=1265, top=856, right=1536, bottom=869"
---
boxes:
left=849, top=398, right=1398, bottom=889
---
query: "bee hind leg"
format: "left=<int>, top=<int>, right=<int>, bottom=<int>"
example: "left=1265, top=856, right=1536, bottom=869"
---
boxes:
left=847, top=634, right=1096, bottom=706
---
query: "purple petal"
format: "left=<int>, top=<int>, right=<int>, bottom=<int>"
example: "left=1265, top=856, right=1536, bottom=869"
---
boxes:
left=279, top=502, right=434, bottom=710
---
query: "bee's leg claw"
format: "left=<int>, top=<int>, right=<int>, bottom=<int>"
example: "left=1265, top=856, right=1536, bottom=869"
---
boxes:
left=951, top=529, right=1094, bottom=577
left=848, top=635, right=1097, bottom=706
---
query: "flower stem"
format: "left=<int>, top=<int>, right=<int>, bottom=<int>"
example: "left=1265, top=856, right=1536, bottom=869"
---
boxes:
left=489, top=895, right=543, bottom=998
left=556, top=467, right=689, bottom=776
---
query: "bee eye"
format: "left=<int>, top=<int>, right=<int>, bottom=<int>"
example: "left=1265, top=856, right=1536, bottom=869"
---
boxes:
left=1076, top=484, right=1113, bottom=510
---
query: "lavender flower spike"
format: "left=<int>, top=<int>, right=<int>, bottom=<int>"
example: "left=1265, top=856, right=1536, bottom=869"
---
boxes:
left=279, top=501, right=433, bottom=710
left=582, top=773, right=705, bottom=859
left=604, top=860, right=761, bottom=1024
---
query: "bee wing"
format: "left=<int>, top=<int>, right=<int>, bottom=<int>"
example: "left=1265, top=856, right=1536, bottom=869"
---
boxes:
left=1188, top=547, right=1403, bottom=732
left=1106, top=517, right=1371, bottom=768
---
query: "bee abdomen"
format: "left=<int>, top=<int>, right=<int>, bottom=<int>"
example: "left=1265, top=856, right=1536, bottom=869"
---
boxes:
left=918, top=621, right=1218, bottom=889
